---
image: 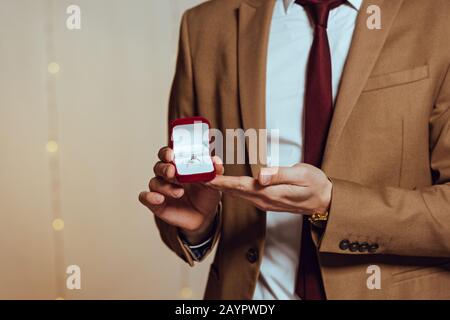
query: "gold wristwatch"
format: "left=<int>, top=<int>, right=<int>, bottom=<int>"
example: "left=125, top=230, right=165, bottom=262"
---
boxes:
left=308, top=211, right=329, bottom=229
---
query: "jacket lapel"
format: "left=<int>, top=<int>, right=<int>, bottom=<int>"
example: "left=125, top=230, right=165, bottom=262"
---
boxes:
left=238, top=0, right=276, bottom=178
left=322, top=0, right=405, bottom=171
left=237, top=0, right=405, bottom=175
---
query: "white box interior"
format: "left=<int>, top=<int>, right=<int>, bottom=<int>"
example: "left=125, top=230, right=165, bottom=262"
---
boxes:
left=172, top=122, right=214, bottom=176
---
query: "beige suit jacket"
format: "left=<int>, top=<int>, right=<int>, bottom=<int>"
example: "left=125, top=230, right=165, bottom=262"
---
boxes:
left=156, top=0, right=450, bottom=299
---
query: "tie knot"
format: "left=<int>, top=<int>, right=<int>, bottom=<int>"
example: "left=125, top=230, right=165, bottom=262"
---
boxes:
left=295, top=0, right=346, bottom=28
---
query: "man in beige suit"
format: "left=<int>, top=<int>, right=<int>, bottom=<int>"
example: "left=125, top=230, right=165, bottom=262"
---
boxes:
left=140, top=0, right=450, bottom=299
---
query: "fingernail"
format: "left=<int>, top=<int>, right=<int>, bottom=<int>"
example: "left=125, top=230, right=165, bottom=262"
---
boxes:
left=154, top=194, right=165, bottom=203
left=260, top=174, right=271, bottom=186
left=174, top=189, right=184, bottom=198
left=213, top=156, right=223, bottom=165
left=260, top=167, right=277, bottom=185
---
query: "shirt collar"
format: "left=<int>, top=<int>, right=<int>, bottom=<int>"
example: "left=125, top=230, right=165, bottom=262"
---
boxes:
left=283, top=0, right=363, bottom=13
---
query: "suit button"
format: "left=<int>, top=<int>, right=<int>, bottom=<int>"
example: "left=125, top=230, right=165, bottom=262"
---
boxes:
left=349, top=242, right=360, bottom=252
left=359, top=242, right=369, bottom=253
left=369, top=243, right=379, bottom=253
left=246, top=248, right=259, bottom=263
left=339, top=240, right=350, bottom=251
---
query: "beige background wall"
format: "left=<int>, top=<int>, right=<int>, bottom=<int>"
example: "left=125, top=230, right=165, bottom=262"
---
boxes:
left=0, top=0, right=212, bottom=299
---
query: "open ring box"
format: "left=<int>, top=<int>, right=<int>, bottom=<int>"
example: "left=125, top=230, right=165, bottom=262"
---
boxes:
left=170, top=117, right=216, bottom=183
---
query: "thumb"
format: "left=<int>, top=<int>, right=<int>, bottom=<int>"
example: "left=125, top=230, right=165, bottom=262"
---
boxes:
left=258, top=166, right=305, bottom=186
left=212, top=156, right=225, bottom=175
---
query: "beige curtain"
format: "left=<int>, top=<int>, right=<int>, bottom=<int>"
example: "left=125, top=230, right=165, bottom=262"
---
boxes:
left=0, top=0, right=211, bottom=300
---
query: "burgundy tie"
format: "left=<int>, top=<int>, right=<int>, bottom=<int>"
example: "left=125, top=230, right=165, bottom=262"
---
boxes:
left=295, top=0, right=345, bottom=300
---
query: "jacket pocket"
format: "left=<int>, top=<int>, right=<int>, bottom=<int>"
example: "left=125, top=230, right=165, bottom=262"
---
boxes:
left=388, top=263, right=450, bottom=299
left=391, top=262, right=450, bottom=284
left=363, top=65, right=429, bottom=92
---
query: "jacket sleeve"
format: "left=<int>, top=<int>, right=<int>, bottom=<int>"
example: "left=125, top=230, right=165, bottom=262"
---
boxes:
left=154, top=11, right=221, bottom=266
left=320, top=67, right=450, bottom=258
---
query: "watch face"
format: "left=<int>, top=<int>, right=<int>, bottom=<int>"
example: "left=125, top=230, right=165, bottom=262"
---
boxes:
left=172, top=122, right=214, bottom=176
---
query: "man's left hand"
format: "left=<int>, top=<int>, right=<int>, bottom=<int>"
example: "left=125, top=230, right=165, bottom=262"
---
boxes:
left=206, top=164, right=332, bottom=215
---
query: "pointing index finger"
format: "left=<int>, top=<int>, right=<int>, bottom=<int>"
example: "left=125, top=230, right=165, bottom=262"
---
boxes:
left=207, top=175, right=258, bottom=194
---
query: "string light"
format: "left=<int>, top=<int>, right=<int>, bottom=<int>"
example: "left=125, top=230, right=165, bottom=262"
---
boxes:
left=45, top=0, right=65, bottom=300
left=180, top=287, right=193, bottom=299
left=52, top=218, right=65, bottom=231
left=47, top=62, right=60, bottom=75
left=46, top=140, right=59, bottom=153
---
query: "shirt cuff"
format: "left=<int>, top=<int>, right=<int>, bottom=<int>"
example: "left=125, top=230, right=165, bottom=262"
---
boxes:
left=180, top=235, right=214, bottom=262
left=178, top=202, right=221, bottom=262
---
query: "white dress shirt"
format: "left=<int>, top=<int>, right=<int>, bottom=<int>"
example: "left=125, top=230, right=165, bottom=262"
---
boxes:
left=253, top=0, right=362, bottom=300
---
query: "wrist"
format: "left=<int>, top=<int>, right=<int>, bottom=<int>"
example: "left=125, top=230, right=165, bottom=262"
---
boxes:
left=323, top=178, right=333, bottom=212
left=316, top=178, right=333, bottom=214
left=180, top=211, right=218, bottom=245
left=309, top=178, right=333, bottom=229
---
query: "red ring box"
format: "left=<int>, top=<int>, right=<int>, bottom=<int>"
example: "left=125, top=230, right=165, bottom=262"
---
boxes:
left=169, top=117, right=216, bottom=183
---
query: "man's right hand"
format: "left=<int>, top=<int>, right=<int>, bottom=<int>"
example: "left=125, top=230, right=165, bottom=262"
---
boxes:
left=139, top=147, right=223, bottom=245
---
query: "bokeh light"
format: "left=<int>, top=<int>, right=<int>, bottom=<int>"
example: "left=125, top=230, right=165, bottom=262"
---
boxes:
left=52, top=219, right=65, bottom=231
left=46, top=140, right=59, bottom=153
left=47, top=62, right=60, bottom=74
